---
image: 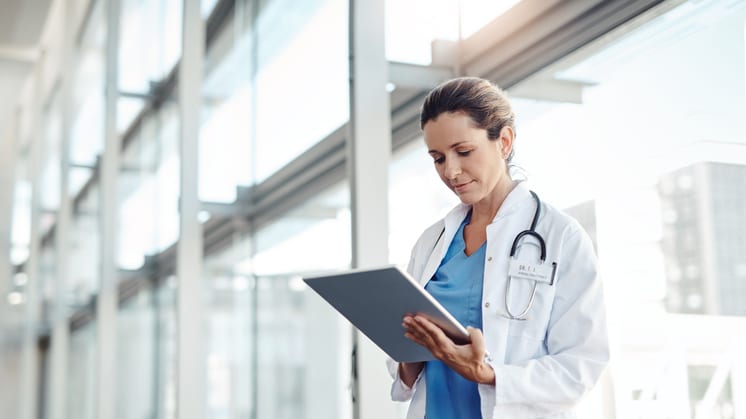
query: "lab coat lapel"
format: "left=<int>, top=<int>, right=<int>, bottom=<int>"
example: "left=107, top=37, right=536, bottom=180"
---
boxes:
left=418, top=204, right=470, bottom=286
left=483, top=183, right=533, bottom=365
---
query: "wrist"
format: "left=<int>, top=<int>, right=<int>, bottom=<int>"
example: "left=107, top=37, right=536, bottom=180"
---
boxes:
left=399, top=362, right=424, bottom=387
left=478, top=361, right=496, bottom=385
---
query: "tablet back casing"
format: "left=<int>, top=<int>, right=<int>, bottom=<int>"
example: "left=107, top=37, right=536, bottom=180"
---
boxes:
left=303, top=265, right=469, bottom=362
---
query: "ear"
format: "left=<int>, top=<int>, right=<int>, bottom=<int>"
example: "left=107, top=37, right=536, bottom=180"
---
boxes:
left=499, top=126, right=514, bottom=158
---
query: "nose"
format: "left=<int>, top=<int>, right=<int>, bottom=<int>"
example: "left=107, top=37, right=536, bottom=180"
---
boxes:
left=443, top=158, right=461, bottom=180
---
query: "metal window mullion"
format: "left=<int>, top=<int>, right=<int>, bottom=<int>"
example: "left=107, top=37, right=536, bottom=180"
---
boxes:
left=347, top=0, right=394, bottom=418
left=19, top=49, right=46, bottom=419
left=0, top=105, right=19, bottom=340
left=48, top=0, right=78, bottom=416
left=0, top=98, right=20, bottom=419
left=97, top=0, right=121, bottom=418
left=176, top=1, right=206, bottom=419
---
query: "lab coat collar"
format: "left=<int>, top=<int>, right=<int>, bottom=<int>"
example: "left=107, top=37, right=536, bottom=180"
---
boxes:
left=492, top=181, right=532, bottom=223
left=443, top=180, right=532, bottom=226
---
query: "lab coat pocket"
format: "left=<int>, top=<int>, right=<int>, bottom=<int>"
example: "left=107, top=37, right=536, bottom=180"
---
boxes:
left=504, top=275, right=557, bottom=360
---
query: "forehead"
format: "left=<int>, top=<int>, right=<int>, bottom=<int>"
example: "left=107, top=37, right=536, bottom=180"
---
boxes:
left=423, top=112, right=485, bottom=148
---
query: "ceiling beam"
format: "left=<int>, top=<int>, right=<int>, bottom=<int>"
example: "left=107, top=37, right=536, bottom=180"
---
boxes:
left=509, top=77, right=592, bottom=104
left=0, top=45, right=40, bottom=64
left=388, top=61, right=453, bottom=91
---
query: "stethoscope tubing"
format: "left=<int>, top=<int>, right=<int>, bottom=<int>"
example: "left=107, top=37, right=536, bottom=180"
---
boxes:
left=428, top=190, right=552, bottom=321
left=504, top=190, right=549, bottom=321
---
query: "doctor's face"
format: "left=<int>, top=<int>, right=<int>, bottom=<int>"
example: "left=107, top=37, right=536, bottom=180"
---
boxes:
left=423, top=112, right=511, bottom=206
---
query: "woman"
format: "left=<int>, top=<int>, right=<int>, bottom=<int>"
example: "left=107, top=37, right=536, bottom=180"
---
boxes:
left=388, top=77, right=609, bottom=418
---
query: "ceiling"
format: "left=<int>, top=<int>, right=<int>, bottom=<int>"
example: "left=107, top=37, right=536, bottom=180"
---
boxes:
left=0, top=0, right=52, bottom=143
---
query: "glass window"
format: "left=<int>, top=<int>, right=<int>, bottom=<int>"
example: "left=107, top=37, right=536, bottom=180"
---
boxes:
left=385, top=0, right=458, bottom=64
left=459, top=0, right=522, bottom=38
left=68, top=185, right=101, bottom=305
left=388, top=1, right=746, bottom=416
left=67, top=322, right=97, bottom=419
left=203, top=265, right=253, bottom=418
left=252, top=182, right=350, bottom=275
left=201, top=0, right=219, bottom=18
left=119, top=0, right=182, bottom=94
left=10, top=178, right=32, bottom=266
left=199, top=181, right=352, bottom=418
left=253, top=0, right=348, bottom=182
left=117, top=289, right=157, bottom=419
left=67, top=1, right=106, bottom=304
left=254, top=273, right=353, bottom=419
left=118, top=103, right=181, bottom=270
left=154, top=279, right=177, bottom=419
left=70, top=0, right=105, bottom=173
left=38, top=245, right=56, bottom=324
left=384, top=0, right=522, bottom=64
left=199, top=12, right=254, bottom=203
left=253, top=182, right=351, bottom=418
left=118, top=0, right=182, bottom=134
left=388, top=139, right=457, bottom=266
left=39, top=93, right=63, bottom=236
left=494, top=0, right=746, bottom=415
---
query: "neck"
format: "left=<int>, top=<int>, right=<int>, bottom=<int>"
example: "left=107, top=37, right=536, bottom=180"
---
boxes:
left=470, top=179, right=517, bottom=224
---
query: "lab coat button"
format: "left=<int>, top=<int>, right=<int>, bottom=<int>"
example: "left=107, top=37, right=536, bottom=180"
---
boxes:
left=484, top=302, right=490, bottom=308
left=487, top=256, right=493, bottom=262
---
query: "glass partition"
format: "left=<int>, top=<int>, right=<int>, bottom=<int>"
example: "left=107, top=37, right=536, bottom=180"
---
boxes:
left=117, top=289, right=157, bottom=419
left=154, top=279, right=177, bottom=419
left=67, top=322, right=96, bottom=419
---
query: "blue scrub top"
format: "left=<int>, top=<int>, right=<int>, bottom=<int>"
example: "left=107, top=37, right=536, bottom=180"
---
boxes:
left=424, top=212, right=484, bottom=419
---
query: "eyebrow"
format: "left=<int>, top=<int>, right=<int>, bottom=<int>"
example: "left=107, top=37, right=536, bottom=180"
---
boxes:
left=428, top=141, right=469, bottom=154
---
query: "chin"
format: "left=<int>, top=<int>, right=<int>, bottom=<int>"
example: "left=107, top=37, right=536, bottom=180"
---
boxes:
left=455, top=193, right=479, bottom=205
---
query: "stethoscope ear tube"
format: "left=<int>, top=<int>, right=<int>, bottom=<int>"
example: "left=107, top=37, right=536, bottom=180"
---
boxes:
left=509, top=230, right=546, bottom=261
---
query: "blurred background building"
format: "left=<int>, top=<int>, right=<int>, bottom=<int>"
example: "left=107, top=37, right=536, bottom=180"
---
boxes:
left=658, top=162, right=746, bottom=316
left=1, top=0, right=745, bottom=418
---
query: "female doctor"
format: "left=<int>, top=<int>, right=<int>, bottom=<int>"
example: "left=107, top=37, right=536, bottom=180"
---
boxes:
left=389, top=77, right=609, bottom=419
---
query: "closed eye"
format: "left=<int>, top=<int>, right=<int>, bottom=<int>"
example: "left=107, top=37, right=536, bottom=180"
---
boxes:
left=433, top=156, right=445, bottom=164
left=457, top=150, right=472, bottom=157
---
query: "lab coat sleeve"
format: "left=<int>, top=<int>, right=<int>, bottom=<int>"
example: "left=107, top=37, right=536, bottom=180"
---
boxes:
left=490, top=228, right=610, bottom=417
left=387, top=357, right=424, bottom=401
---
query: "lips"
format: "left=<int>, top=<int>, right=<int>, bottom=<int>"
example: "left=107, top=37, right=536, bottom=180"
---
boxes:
left=453, top=180, right=473, bottom=193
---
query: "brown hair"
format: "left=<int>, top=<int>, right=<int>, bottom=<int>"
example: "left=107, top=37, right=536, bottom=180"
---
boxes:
left=420, top=77, right=516, bottom=160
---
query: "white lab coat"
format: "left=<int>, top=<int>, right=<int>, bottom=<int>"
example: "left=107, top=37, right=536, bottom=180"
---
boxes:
left=388, top=183, right=609, bottom=419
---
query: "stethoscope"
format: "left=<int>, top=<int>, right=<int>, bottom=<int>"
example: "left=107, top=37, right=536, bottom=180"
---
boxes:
left=504, top=190, right=557, bottom=320
left=430, top=190, right=557, bottom=321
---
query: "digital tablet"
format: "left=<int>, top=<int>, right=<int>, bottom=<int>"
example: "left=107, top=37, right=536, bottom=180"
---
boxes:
left=303, top=265, right=470, bottom=362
